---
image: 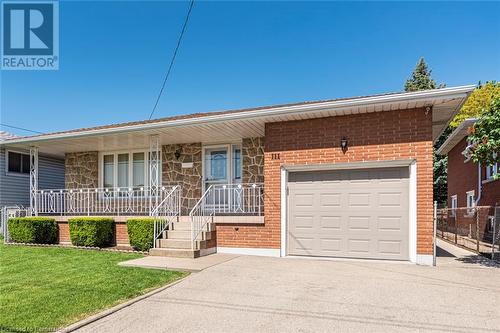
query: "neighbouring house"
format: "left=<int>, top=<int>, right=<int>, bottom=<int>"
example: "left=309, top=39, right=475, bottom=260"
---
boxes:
left=436, top=118, right=499, bottom=209
left=0, top=131, right=65, bottom=208
left=0, top=86, right=475, bottom=265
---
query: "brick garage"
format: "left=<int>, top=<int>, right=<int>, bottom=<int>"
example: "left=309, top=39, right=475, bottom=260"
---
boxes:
left=216, top=107, right=434, bottom=257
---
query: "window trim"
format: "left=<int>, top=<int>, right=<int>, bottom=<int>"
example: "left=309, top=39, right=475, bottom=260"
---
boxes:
left=5, top=149, right=30, bottom=178
left=466, top=190, right=475, bottom=215
left=450, top=195, right=457, bottom=217
left=486, top=162, right=498, bottom=180
left=98, top=149, right=161, bottom=190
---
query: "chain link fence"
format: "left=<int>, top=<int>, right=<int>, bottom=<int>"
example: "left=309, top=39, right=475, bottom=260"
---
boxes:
left=436, top=206, right=500, bottom=260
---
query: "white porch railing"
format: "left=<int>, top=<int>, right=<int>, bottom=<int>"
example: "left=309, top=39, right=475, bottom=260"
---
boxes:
left=152, top=185, right=181, bottom=248
left=189, top=183, right=264, bottom=249
left=35, top=186, right=177, bottom=216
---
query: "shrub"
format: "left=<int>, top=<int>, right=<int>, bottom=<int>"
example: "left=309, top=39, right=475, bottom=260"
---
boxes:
left=127, top=218, right=156, bottom=251
left=68, top=217, right=114, bottom=247
left=8, top=217, right=57, bottom=244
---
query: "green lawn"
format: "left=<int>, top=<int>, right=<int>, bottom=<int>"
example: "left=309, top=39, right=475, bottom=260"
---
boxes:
left=0, top=243, right=187, bottom=332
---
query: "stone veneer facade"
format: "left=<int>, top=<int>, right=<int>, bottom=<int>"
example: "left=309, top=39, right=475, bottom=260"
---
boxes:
left=162, top=143, right=203, bottom=215
left=65, top=152, right=98, bottom=189
left=242, top=137, right=265, bottom=184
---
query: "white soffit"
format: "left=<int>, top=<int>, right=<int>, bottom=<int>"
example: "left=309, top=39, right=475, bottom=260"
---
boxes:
left=1, top=85, right=475, bottom=157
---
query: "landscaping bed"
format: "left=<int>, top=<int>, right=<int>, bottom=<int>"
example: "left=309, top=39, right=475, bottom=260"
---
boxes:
left=0, top=241, right=187, bottom=332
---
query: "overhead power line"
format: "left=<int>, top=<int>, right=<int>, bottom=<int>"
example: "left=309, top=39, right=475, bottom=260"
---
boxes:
left=0, top=123, right=44, bottom=134
left=148, top=0, right=195, bottom=120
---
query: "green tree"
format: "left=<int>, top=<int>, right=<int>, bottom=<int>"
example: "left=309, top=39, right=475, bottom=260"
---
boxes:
left=450, top=81, right=500, bottom=128
left=404, top=58, right=445, bottom=92
left=467, top=98, right=500, bottom=173
left=404, top=58, right=447, bottom=204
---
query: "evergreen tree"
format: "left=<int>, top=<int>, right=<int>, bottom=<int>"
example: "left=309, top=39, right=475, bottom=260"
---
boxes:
left=404, top=58, right=447, bottom=204
left=404, top=58, right=444, bottom=92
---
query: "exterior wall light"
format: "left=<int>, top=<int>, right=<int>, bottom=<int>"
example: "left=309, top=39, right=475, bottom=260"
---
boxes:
left=341, top=137, right=348, bottom=154
left=174, top=148, right=182, bottom=160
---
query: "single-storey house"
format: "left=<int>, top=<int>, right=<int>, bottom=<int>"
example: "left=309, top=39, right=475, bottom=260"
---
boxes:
left=436, top=118, right=499, bottom=209
left=0, top=85, right=475, bottom=265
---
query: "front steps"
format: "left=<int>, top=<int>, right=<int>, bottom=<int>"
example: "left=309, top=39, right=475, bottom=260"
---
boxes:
left=149, top=219, right=216, bottom=258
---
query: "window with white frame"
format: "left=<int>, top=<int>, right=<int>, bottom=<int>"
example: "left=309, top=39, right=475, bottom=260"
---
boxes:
left=486, top=162, right=498, bottom=180
left=6, top=150, right=30, bottom=175
left=451, top=195, right=457, bottom=217
left=100, top=151, right=159, bottom=190
left=466, top=190, right=475, bottom=215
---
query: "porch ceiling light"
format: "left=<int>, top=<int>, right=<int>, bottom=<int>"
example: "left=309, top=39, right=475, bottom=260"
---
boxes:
left=252, top=184, right=256, bottom=188
left=340, top=137, right=348, bottom=154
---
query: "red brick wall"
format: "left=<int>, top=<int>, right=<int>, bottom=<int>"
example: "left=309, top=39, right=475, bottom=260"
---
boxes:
left=447, top=137, right=500, bottom=207
left=481, top=180, right=500, bottom=206
left=447, top=138, right=478, bottom=208
left=217, top=107, right=434, bottom=255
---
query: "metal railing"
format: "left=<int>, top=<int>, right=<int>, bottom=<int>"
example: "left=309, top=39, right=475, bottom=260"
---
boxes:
left=35, top=186, right=176, bottom=216
left=437, top=206, right=499, bottom=260
left=1, top=206, right=29, bottom=242
left=189, top=185, right=215, bottom=250
left=152, top=185, right=181, bottom=248
left=208, top=183, right=264, bottom=215
left=189, top=183, right=264, bottom=249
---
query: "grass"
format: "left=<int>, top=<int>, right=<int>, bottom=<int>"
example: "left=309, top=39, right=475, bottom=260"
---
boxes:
left=0, top=242, right=187, bottom=332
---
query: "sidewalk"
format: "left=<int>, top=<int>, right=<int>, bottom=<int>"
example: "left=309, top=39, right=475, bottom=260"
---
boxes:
left=119, top=253, right=239, bottom=272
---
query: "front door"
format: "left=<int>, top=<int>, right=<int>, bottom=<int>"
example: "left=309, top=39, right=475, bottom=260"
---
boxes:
left=203, top=144, right=242, bottom=211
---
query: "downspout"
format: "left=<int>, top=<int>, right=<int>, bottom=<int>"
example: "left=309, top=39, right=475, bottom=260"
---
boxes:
left=475, top=162, right=482, bottom=206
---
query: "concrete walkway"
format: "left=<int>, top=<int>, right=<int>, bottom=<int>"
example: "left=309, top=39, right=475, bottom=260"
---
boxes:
left=119, top=253, right=239, bottom=272
left=75, top=244, right=500, bottom=333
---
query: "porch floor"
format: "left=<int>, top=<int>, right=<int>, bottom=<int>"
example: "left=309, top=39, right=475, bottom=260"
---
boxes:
left=118, top=253, right=239, bottom=272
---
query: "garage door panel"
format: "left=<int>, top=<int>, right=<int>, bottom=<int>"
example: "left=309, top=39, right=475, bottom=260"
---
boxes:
left=348, top=216, right=371, bottom=230
left=377, top=216, right=404, bottom=231
left=288, top=167, right=409, bottom=260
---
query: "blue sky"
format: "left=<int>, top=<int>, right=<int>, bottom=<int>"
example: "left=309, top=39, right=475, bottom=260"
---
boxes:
left=1, top=0, right=499, bottom=136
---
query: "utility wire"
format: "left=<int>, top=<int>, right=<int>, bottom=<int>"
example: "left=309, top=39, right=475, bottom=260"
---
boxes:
left=0, top=123, right=44, bottom=134
left=148, top=0, right=195, bottom=120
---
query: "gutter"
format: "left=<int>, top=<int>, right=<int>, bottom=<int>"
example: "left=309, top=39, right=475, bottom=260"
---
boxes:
left=0, top=85, right=476, bottom=145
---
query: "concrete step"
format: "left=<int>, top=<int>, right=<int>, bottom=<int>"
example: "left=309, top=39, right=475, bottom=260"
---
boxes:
left=157, top=238, right=213, bottom=250
left=149, top=248, right=200, bottom=258
left=159, top=239, right=192, bottom=249
left=171, top=222, right=192, bottom=231
left=163, top=230, right=190, bottom=239
left=163, top=230, right=213, bottom=241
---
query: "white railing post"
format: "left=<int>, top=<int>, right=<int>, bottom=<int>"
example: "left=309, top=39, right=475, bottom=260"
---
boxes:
left=29, top=146, right=39, bottom=216
left=149, top=135, right=160, bottom=216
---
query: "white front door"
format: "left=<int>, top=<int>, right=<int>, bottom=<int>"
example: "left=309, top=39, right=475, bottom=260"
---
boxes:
left=203, top=144, right=242, bottom=209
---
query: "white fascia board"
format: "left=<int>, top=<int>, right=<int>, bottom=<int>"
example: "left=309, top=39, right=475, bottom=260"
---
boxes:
left=436, top=118, right=477, bottom=155
left=1, top=85, right=476, bottom=146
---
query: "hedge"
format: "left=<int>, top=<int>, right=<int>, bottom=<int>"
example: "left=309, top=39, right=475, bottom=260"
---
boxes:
left=68, top=217, right=114, bottom=247
left=8, top=217, right=58, bottom=244
left=127, top=218, right=156, bottom=251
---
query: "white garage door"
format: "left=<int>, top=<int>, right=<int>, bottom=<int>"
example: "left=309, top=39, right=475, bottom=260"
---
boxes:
left=287, top=167, right=410, bottom=260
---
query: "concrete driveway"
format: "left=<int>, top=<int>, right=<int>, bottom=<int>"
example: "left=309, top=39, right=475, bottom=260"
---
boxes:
left=76, top=240, right=500, bottom=333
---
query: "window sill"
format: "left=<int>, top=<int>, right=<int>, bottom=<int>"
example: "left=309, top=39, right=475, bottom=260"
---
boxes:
left=482, top=177, right=499, bottom=185
left=5, top=172, right=30, bottom=178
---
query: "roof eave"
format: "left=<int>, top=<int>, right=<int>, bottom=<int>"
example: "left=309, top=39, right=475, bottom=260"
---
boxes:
left=0, top=85, right=476, bottom=146
left=436, top=118, right=478, bottom=155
